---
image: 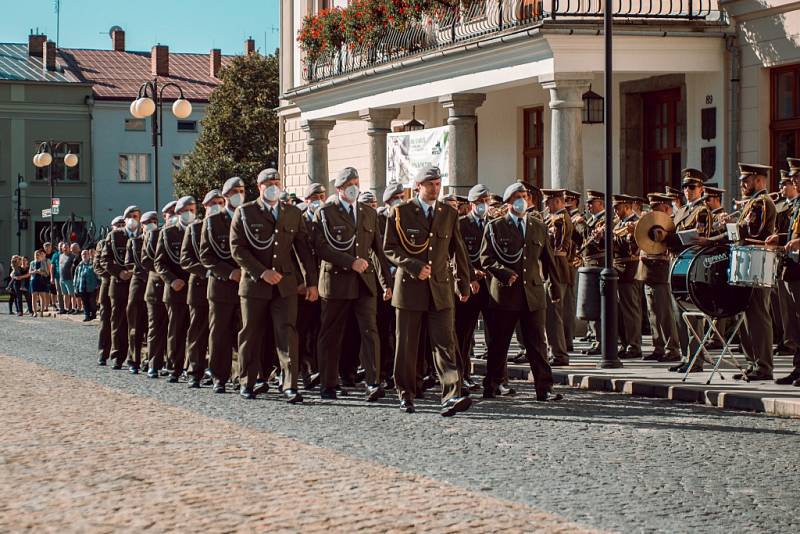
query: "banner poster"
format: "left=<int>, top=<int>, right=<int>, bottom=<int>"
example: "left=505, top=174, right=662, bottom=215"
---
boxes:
left=386, top=126, right=449, bottom=188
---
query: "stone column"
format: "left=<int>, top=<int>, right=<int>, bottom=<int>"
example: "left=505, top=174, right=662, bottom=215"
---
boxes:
left=439, top=93, right=486, bottom=193
left=359, top=108, right=400, bottom=201
left=539, top=75, right=591, bottom=192
left=301, top=119, right=336, bottom=188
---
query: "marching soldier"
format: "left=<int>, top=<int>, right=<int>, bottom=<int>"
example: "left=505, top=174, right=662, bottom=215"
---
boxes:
left=579, top=191, right=607, bottom=355
left=155, top=196, right=194, bottom=383
left=377, top=181, right=405, bottom=386
left=312, top=167, right=391, bottom=401
left=229, top=168, right=319, bottom=402
left=665, top=186, right=684, bottom=211
left=143, top=201, right=174, bottom=378
left=125, top=210, right=157, bottom=374
left=612, top=195, right=642, bottom=360
left=100, top=205, right=141, bottom=370
left=703, top=186, right=728, bottom=236
left=542, top=189, right=573, bottom=367
left=199, top=177, right=245, bottom=393
left=772, top=172, right=799, bottom=356
left=95, top=216, right=124, bottom=365
left=564, top=190, right=582, bottom=351
left=479, top=182, right=564, bottom=402
left=455, top=183, right=492, bottom=391
left=181, top=190, right=224, bottom=388
left=383, top=165, right=473, bottom=416
left=637, top=194, right=681, bottom=362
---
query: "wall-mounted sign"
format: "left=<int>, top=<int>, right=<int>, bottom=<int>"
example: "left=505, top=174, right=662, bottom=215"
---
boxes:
left=386, top=126, right=449, bottom=188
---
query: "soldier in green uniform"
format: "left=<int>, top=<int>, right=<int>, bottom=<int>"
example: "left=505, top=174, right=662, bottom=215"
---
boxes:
left=377, top=182, right=405, bottom=387
left=541, top=189, right=573, bottom=366
left=155, top=196, right=194, bottom=383
left=563, top=190, right=582, bottom=352
left=229, top=168, right=319, bottom=402
left=143, top=201, right=174, bottom=378
left=100, top=205, right=141, bottom=370
left=772, top=172, right=799, bottom=355
left=199, top=177, right=245, bottom=393
left=480, top=182, right=564, bottom=402
left=95, top=216, right=124, bottom=365
left=704, top=186, right=728, bottom=237
left=125, top=210, right=156, bottom=374
left=312, top=167, right=391, bottom=401
left=612, top=195, right=642, bottom=360
left=383, top=166, right=473, bottom=416
left=579, top=190, right=607, bottom=355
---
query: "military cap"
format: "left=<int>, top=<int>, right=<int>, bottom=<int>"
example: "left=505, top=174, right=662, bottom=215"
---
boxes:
left=703, top=186, right=724, bottom=198
left=441, top=194, right=458, bottom=203
left=111, top=215, right=125, bottom=226
left=647, top=193, right=674, bottom=205
left=681, top=168, right=707, bottom=185
left=503, top=182, right=528, bottom=203
left=256, top=168, right=280, bottom=184
left=334, top=167, right=359, bottom=188
left=632, top=196, right=646, bottom=204
left=565, top=190, right=581, bottom=200
left=586, top=190, right=605, bottom=201
left=490, top=194, right=503, bottom=206
left=222, top=176, right=244, bottom=196
left=467, top=184, right=490, bottom=202
left=123, top=205, right=141, bottom=218
left=517, top=179, right=540, bottom=193
left=202, top=189, right=223, bottom=205
left=787, top=157, right=800, bottom=173
left=414, top=165, right=441, bottom=184
left=738, top=162, right=771, bottom=179
left=358, top=191, right=376, bottom=203
left=175, top=195, right=196, bottom=212
left=326, top=194, right=337, bottom=204
left=456, top=196, right=468, bottom=203
left=665, top=186, right=682, bottom=198
left=279, top=191, right=290, bottom=202
left=140, top=211, right=158, bottom=224
left=304, top=182, right=325, bottom=199
left=612, top=194, right=633, bottom=205
left=383, top=181, right=405, bottom=203
left=541, top=188, right=565, bottom=199
left=779, top=170, right=793, bottom=185
left=161, top=200, right=177, bottom=214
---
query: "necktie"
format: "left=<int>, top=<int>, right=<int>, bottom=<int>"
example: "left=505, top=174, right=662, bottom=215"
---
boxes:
left=479, top=219, right=484, bottom=233
left=516, top=218, right=524, bottom=238
left=272, top=207, right=278, bottom=221
left=426, top=206, right=433, bottom=226
left=349, top=204, right=355, bottom=224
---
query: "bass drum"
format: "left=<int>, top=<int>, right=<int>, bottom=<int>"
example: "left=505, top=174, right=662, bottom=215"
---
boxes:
left=670, top=245, right=753, bottom=318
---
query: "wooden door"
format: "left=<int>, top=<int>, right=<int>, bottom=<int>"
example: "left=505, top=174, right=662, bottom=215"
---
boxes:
left=643, top=88, right=682, bottom=194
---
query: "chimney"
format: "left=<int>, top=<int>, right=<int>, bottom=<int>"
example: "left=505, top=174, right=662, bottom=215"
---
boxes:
left=112, top=29, right=125, bottom=52
left=28, top=32, right=47, bottom=57
left=151, top=44, right=169, bottom=76
left=43, top=40, right=56, bottom=72
left=245, top=37, right=256, bottom=55
left=209, top=48, right=221, bottom=78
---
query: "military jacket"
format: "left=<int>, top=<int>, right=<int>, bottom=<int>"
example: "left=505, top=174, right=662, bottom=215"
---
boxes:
left=710, top=207, right=728, bottom=237
left=613, top=213, right=640, bottom=283
left=124, top=234, right=148, bottom=283
left=94, top=240, right=109, bottom=279
left=100, top=228, right=133, bottom=298
left=199, top=209, right=240, bottom=304
left=738, top=189, right=776, bottom=241
left=142, top=229, right=165, bottom=304
left=780, top=199, right=800, bottom=280
left=180, top=219, right=209, bottom=306
left=775, top=197, right=792, bottom=235
left=155, top=223, right=190, bottom=304
left=459, top=213, right=486, bottom=273
left=546, top=208, right=574, bottom=285
left=580, top=212, right=606, bottom=267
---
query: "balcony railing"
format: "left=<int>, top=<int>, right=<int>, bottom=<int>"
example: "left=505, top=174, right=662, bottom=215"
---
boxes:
left=302, top=0, right=724, bottom=83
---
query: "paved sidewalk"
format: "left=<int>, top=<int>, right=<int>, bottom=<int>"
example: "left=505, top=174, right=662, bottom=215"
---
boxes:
left=0, top=353, right=594, bottom=533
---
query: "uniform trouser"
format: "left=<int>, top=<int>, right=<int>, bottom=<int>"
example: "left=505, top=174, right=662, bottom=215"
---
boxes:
left=97, top=278, right=111, bottom=359
left=297, top=298, right=321, bottom=375
left=454, top=283, right=490, bottom=380
left=125, top=281, right=147, bottom=367
left=770, top=287, right=785, bottom=347
left=672, top=296, right=690, bottom=358
left=318, top=292, right=380, bottom=389
left=186, top=299, right=209, bottom=380
left=239, top=294, right=298, bottom=390
left=739, top=287, right=773, bottom=375
left=339, top=309, right=361, bottom=382
left=618, top=280, right=642, bottom=356
left=644, top=282, right=681, bottom=357
left=563, top=282, right=577, bottom=350
left=778, top=280, right=800, bottom=352
left=109, top=282, right=130, bottom=366
left=145, top=299, right=167, bottom=370
left=395, top=307, right=460, bottom=403
left=486, top=307, right=552, bottom=398
left=545, top=281, right=569, bottom=361
left=377, top=295, right=395, bottom=381
left=784, top=279, right=800, bottom=372
left=208, top=299, right=240, bottom=385
left=165, top=297, right=189, bottom=377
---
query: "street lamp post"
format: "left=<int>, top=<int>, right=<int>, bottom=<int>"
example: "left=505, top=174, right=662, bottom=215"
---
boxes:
left=15, top=174, right=29, bottom=255
left=32, top=141, right=79, bottom=245
left=129, top=79, right=193, bottom=210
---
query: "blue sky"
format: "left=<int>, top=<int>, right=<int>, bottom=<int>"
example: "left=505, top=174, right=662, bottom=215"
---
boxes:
left=1, top=0, right=281, bottom=55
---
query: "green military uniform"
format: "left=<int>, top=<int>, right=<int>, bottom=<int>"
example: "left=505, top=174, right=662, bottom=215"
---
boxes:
left=100, top=226, right=132, bottom=368
left=777, top=181, right=800, bottom=384
left=578, top=191, right=606, bottom=354
left=612, top=199, right=642, bottom=359
left=94, top=238, right=112, bottom=364
left=229, top=197, right=317, bottom=395
left=181, top=218, right=210, bottom=385
left=155, top=219, right=191, bottom=380
left=142, top=225, right=167, bottom=374
left=772, top=184, right=798, bottom=354
left=564, top=203, right=583, bottom=351
left=124, top=229, right=148, bottom=372
left=543, top=199, right=573, bottom=366
left=312, top=190, right=390, bottom=396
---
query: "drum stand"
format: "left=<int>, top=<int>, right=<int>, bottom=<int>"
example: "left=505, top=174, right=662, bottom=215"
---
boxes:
left=681, top=312, right=747, bottom=384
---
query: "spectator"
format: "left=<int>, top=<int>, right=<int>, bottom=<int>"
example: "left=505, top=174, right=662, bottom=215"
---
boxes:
left=4, top=257, right=16, bottom=315
left=74, top=249, right=99, bottom=322
left=59, top=244, right=78, bottom=314
left=29, top=249, right=50, bottom=317
left=43, top=242, right=55, bottom=311
left=69, top=243, right=83, bottom=312
left=51, top=242, right=65, bottom=313
left=12, top=256, right=33, bottom=316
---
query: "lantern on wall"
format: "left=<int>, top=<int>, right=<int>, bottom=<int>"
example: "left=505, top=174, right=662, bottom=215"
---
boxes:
left=582, top=86, right=604, bottom=124
left=401, top=105, right=425, bottom=132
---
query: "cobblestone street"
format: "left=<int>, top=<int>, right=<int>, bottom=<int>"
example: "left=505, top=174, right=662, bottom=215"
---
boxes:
left=1, top=315, right=799, bottom=533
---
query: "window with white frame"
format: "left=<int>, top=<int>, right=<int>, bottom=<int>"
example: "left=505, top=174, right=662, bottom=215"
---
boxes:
left=172, top=154, right=187, bottom=177
left=118, top=154, right=150, bottom=182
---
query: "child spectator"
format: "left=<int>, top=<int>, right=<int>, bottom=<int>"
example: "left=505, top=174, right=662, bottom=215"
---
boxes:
left=74, top=249, right=99, bottom=321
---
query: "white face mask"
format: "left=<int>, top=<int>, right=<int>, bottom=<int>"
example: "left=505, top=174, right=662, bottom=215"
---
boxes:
left=228, top=192, right=243, bottom=208
left=474, top=202, right=488, bottom=219
left=179, top=211, right=195, bottom=225
left=343, top=185, right=359, bottom=203
left=390, top=198, right=402, bottom=207
left=308, top=199, right=322, bottom=213
left=125, top=218, right=139, bottom=232
left=512, top=198, right=527, bottom=215
left=143, top=222, right=157, bottom=232
left=206, top=204, right=222, bottom=217
left=263, top=185, right=281, bottom=203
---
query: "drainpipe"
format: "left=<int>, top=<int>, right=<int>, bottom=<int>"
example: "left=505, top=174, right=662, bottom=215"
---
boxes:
left=725, top=34, right=740, bottom=209
left=86, top=94, right=95, bottom=225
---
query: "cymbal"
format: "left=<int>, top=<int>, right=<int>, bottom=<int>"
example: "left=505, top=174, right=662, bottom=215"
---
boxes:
left=635, top=210, right=675, bottom=255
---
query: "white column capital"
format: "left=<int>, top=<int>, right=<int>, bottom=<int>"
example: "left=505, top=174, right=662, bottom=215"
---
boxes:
left=539, top=75, right=591, bottom=110
left=438, top=93, right=486, bottom=117
left=301, top=119, right=336, bottom=140
left=359, top=108, right=400, bottom=133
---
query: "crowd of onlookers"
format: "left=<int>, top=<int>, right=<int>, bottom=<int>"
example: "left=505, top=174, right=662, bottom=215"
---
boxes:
left=2, top=241, right=99, bottom=321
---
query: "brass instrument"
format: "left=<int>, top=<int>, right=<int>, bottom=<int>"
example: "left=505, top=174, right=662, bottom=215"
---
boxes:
left=634, top=211, right=676, bottom=255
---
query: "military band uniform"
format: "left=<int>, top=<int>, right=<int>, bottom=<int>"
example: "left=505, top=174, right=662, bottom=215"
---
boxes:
left=564, top=207, right=584, bottom=351
left=229, top=198, right=318, bottom=393
left=773, top=194, right=799, bottom=354
left=124, top=232, right=148, bottom=371
left=579, top=209, right=605, bottom=353
left=544, top=207, right=573, bottom=365
left=777, top=196, right=800, bottom=381
left=199, top=208, right=241, bottom=388
left=613, top=211, right=642, bottom=358
left=181, top=219, right=210, bottom=383
left=383, top=198, right=471, bottom=404
left=142, top=228, right=167, bottom=373
left=94, top=239, right=112, bottom=363
left=155, top=222, right=191, bottom=379
left=100, top=227, right=132, bottom=368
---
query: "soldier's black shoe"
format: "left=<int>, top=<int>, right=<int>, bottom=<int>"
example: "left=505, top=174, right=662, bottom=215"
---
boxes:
left=147, top=368, right=159, bottom=379
left=482, top=388, right=496, bottom=399
left=112, top=363, right=123, bottom=370
left=366, top=385, right=385, bottom=402
left=201, top=370, right=214, bottom=386
left=583, top=344, right=601, bottom=355
left=659, top=352, right=682, bottom=363
left=549, top=358, right=570, bottom=367
left=320, top=387, right=337, bottom=400
left=775, top=344, right=794, bottom=356
left=97, top=357, right=107, bottom=366
left=512, top=353, right=530, bottom=364
left=421, top=375, right=437, bottom=391
left=642, top=352, right=664, bottom=361
left=284, top=389, right=303, bottom=404
left=669, top=361, right=688, bottom=372
left=464, top=377, right=480, bottom=391
left=793, top=378, right=800, bottom=387
left=240, top=387, right=255, bottom=400
left=129, top=365, right=139, bottom=375
left=167, top=375, right=179, bottom=384
left=775, top=370, right=800, bottom=385
left=383, top=377, right=396, bottom=390
left=496, top=384, right=516, bottom=396
left=253, top=381, right=269, bottom=396
left=441, top=396, right=472, bottom=417
left=400, top=400, right=415, bottom=413
left=536, top=390, right=564, bottom=402
left=187, top=378, right=201, bottom=389
left=213, top=382, right=226, bottom=394
left=742, top=370, right=773, bottom=382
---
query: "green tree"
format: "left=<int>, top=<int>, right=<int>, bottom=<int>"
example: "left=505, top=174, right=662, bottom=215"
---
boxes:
left=174, top=51, right=279, bottom=204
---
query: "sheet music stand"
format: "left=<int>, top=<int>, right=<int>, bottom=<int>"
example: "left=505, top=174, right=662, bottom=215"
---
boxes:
left=681, top=311, right=748, bottom=384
